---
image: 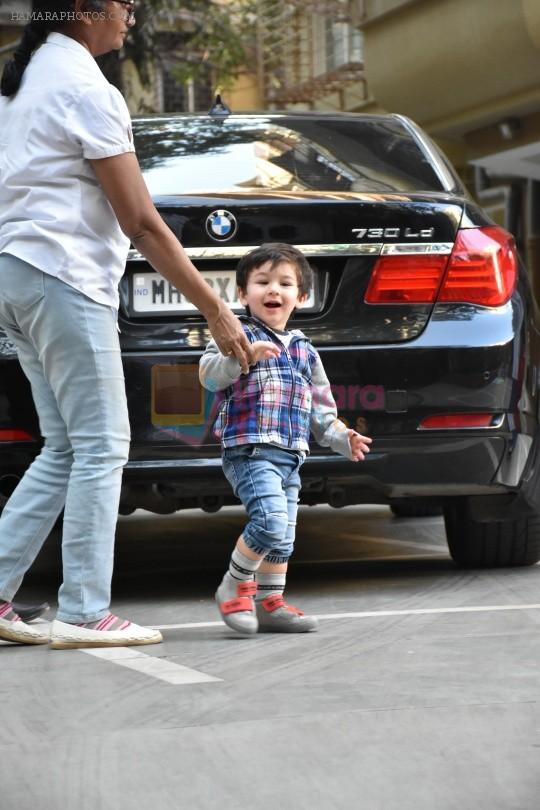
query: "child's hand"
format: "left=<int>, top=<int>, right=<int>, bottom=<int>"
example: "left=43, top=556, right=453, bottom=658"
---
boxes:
left=250, top=341, right=282, bottom=364
left=348, top=430, right=372, bottom=461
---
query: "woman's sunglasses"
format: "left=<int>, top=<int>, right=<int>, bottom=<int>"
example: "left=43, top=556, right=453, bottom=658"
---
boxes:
left=111, top=0, right=136, bottom=23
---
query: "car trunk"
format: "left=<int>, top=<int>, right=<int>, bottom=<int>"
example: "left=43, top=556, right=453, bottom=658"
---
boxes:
left=119, top=193, right=464, bottom=349
left=118, top=192, right=465, bottom=451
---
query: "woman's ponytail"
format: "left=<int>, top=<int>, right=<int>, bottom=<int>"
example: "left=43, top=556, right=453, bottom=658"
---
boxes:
left=1, top=21, right=49, bottom=97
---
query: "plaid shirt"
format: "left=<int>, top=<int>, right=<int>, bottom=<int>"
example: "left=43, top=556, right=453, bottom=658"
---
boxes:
left=200, top=317, right=354, bottom=459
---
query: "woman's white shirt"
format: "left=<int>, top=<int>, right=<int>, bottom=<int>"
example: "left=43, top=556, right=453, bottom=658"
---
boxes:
left=0, top=32, right=135, bottom=309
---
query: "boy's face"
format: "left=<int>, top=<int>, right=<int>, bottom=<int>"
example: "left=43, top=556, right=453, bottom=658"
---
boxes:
left=238, top=260, right=307, bottom=331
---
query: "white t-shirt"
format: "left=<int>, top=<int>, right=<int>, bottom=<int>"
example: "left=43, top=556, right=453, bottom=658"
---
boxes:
left=0, top=32, right=135, bottom=308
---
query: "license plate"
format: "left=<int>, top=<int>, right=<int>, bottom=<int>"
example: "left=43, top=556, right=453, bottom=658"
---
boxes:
left=131, top=270, right=317, bottom=315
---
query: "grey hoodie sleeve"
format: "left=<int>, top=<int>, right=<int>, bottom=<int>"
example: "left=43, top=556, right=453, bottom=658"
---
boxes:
left=310, top=354, right=354, bottom=461
left=199, top=339, right=243, bottom=392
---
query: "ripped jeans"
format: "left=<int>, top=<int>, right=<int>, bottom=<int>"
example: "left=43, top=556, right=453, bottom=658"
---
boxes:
left=222, top=444, right=303, bottom=563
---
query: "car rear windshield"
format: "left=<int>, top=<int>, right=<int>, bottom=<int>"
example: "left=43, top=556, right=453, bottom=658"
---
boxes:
left=133, top=116, right=447, bottom=195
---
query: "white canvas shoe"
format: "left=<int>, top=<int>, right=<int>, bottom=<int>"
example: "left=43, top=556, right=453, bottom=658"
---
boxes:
left=49, top=617, right=163, bottom=649
left=0, top=614, right=50, bottom=645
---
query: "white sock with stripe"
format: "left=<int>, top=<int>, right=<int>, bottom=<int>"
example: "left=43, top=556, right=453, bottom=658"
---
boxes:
left=219, top=547, right=263, bottom=600
left=255, top=572, right=287, bottom=602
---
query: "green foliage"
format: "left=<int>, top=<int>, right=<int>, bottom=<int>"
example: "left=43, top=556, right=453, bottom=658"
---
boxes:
left=123, top=0, right=257, bottom=90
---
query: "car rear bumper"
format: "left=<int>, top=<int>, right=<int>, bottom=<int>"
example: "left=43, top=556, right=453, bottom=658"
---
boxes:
left=124, top=433, right=507, bottom=488
left=117, top=431, right=511, bottom=509
left=0, top=292, right=538, bottom=518
left=0, top=429, right=532, bottom=517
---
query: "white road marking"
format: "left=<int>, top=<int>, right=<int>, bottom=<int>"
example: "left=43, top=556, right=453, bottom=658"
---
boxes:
left=4, top=604, right=539, bottom=683
left=80, top=647, right=222, bottom=685
left=153, top=603, right=540, bottom=630
left=311, top=604, right=540, bottom=620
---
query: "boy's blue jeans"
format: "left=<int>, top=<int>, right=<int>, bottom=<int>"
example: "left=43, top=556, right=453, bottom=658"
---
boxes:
left=0, top=254, right=130, bottom=623
left=222, top=444, right=303, bottom=563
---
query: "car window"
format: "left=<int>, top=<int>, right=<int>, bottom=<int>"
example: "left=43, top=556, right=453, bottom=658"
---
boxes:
left=133, top=116, right=446, bottom=195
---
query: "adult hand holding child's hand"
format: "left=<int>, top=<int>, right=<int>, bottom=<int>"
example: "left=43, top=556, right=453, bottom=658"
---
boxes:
left=207, top=306, right=253, bottom=373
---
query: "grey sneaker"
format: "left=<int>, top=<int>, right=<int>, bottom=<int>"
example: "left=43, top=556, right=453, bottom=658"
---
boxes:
left=256, top=595, right=319, bottom=633
left=215, top=578, right=258, bottom=635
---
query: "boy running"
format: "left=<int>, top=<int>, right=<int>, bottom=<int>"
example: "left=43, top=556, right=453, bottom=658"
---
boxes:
left=199, top=243, right=371, bottom=634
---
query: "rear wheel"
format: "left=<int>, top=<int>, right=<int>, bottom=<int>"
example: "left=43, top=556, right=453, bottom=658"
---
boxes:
left=444, top=500, right=540, bottom=567
left=390, top=499, right=443, bottom=518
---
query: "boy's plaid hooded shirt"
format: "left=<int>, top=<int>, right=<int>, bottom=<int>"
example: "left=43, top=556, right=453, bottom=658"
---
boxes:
left=199, top=317, right=354, bottom=460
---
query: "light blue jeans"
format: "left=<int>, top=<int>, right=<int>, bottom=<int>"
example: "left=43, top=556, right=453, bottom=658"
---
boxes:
left=222, top=444, right=303, bottom=563
left=0, top=254, right=130, bottom=622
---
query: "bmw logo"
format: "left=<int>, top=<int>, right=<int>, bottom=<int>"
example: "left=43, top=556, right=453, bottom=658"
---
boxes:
left=206, top=209, right=238, bottom=242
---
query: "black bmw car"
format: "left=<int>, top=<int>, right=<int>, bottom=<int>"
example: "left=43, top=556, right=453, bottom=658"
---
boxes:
left=1, top=112, right=540, bottom=568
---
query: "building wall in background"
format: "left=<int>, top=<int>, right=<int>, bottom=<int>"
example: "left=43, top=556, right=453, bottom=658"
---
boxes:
left=253, top=0, right=540, bottom=298
left=356, top=0, right=540, bottom=298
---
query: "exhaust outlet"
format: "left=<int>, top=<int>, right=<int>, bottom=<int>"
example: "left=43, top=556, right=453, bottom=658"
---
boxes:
left=328, top=488, right=346, bottom=509
left=199, top=495, right=224, bottom=513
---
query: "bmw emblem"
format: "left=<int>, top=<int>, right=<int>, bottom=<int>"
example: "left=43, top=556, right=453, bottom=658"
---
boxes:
left=206, top=209, right=238, bottom=242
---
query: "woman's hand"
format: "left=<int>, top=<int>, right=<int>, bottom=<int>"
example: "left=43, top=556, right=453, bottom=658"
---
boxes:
left=347, top=430, right=372, bottom=461
left=250, top=340, right=282, bottom=364
left=206, top=306, right=253, bottom=373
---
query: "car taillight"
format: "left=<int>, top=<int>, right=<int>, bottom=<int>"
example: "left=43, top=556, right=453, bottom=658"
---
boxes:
left=0, top=429, right=34, bottom=441
left=419, top=413, right=497, bottom=429
left=364, top=254, right=448, bottom=304
left=438, top=227, right=517, bottom=306
left=365, top=227, right=517, bottom=307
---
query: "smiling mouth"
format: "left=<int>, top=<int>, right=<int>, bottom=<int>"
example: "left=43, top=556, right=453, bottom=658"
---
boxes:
left=264, top=302, right=281, bottom=308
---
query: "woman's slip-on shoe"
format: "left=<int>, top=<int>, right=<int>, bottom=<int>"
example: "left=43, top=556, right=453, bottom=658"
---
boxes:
left=49, top=618, right=163, bottom=649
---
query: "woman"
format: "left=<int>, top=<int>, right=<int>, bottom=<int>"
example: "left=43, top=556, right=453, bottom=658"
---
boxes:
left=0, top=0, right=252, bottom=649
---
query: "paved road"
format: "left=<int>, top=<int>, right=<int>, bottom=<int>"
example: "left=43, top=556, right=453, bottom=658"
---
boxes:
left=2, top=505, right=540, bottom=810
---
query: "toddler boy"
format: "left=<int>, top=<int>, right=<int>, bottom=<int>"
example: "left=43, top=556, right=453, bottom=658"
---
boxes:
left=199, top=243, right=371, bottom=634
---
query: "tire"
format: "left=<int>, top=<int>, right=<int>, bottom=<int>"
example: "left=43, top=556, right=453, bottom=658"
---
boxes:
left=390, top=499, right=443, bottom=518
left=444, top=500, right=540, bottom=567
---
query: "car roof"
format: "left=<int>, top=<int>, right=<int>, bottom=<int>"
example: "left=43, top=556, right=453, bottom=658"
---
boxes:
left=132, top=111, right=404, bottom=124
